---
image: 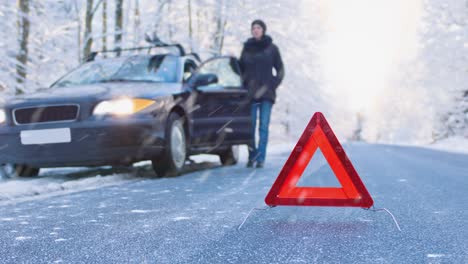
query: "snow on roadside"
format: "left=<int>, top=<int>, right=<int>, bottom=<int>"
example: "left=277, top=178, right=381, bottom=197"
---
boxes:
left=0, top=173, right=138, bottom=205
left=272, top=133, right=468, bottom=157
left=187, top=143, right=297, bottom=165
left=425, top=136, right=468, bottom=155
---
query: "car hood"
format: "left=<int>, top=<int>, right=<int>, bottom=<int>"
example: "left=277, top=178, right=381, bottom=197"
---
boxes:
left=6, top=82, right=183, bottom=105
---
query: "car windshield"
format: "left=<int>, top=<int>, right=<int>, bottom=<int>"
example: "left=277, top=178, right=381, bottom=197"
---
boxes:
left=52, top=55, right=179, bottom=88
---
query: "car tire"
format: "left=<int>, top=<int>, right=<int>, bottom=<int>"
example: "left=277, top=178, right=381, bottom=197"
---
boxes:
left=0, top=164, right=40, bottom=179
left=16, top=165, right=40, bottom=177
left=152, top=113, right=187, bottom=177
left=219, top=145, right=239, bottom=166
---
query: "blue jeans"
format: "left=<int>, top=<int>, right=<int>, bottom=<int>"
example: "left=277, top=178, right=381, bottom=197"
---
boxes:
left=249, top=100, right=273, bottom=163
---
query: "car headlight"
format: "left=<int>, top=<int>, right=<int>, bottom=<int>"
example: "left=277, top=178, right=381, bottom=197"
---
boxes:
left=0, top=109, right=6, bottom=124
left=93, top=98, right=155, bottom=116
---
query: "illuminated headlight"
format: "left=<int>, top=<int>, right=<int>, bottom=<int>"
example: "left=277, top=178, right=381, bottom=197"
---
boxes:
left=93, top=98, right=155, bottom=116
left=0, top=109, right=5, bottom=124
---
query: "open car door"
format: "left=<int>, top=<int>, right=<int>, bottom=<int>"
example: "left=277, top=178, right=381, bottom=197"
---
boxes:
left=189, top=56, right=252, bottom=148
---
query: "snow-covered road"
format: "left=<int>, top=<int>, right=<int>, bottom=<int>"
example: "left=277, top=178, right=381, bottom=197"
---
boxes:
left=0, top=143, right=467, bottom=263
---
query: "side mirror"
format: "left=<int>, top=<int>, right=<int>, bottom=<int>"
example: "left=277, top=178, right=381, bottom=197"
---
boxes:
left=193, top=73, right=218, bottom=88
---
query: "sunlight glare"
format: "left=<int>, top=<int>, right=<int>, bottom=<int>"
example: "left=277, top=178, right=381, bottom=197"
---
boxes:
left=309, top=0, right=423, bottom=112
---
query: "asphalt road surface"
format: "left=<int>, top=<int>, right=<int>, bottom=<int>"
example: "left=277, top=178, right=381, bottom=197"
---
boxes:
left=0, top=143, right=467, bottom=263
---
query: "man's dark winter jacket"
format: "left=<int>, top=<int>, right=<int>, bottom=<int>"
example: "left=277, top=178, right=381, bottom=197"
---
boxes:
left=239, top=35, right=284, bottom=103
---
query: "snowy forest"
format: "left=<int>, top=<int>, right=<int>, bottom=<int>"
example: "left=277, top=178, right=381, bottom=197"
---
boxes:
left=0, top=0, right=466, bottom=145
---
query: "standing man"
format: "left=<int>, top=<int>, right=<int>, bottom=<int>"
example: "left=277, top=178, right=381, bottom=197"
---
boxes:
left=239, top=19, right=285, bottom=168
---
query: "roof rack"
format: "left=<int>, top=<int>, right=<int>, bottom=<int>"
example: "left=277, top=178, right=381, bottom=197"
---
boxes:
left=186, top=52, right=201, bottom=62
left=85, top=42, right=186, bottom=62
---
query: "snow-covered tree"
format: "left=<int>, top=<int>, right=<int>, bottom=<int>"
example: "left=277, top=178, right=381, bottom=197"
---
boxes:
left=16, top=0, right=31, bottom=94
left=421, top=0, right=468, bottom=140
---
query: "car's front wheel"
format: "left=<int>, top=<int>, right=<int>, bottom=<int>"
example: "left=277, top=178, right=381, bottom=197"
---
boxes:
left=0, top=164, right=40, bottom=179
left=152, top=113, right=187, bottom=177
left=219, top=145, right=239, bottom=166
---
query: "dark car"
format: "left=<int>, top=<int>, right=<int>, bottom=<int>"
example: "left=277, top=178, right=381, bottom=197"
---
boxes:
left=0, top=44, right=252, bottom=177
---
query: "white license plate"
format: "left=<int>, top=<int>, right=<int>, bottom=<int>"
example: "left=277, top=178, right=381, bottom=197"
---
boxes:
left=20, top=128, right=71, bottom=145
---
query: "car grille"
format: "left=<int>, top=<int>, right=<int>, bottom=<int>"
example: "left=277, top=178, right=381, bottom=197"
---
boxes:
left=14, top=105, right=79, bottom=125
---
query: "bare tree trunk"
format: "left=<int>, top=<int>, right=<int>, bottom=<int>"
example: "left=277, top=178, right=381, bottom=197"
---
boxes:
left=133, top=0, right=140, bottom=46
left=187, top=0, right=193, bottom=51
left=167, top=0, right=173, bottom=42
left=196, top=8, right=202, bottom=45
left=351, top=112, right=364, bottom=141
left=102, top=0, right=107, bottom=57
left=16, top=0, right=30, bottom=95
left=115, top=0, right=124, bottom=56
left=83, top=0, right=94, bottom=62
left=211, top=0, right=226, bottom=55
left=148, top=0, right=169, bottom=44
left=83, top=0, right=104, bottom=61
left=218, top=19, right=227, bottom=54
left=73, top=0, right=82, bottom=63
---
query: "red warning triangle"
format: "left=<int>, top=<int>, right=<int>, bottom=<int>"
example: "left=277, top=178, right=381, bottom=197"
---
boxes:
left=265, top=112, right=373, bottom=208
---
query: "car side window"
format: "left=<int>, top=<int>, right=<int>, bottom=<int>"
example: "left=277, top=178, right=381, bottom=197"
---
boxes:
left=198, top=57, right=241, bottom=89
